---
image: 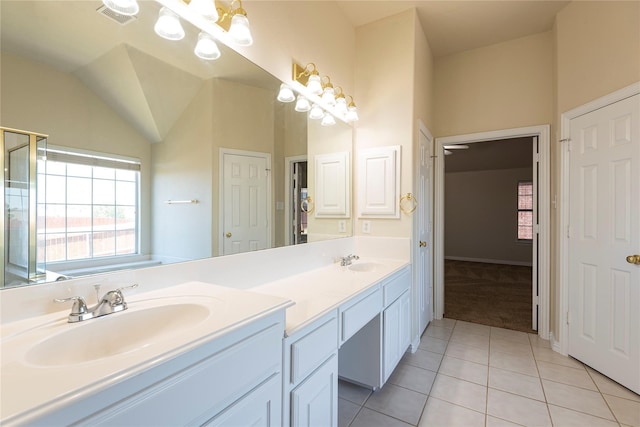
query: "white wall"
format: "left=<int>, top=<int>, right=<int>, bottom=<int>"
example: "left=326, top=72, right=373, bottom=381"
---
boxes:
left=445, top=167, right=533, bottom=265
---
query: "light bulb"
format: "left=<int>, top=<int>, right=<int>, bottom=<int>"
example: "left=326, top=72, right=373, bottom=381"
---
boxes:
left=346, top=105, right=359, bottom=122
left=154, top=7, right=185, bottom=41
left=306, top=74, right=322, bottom=95
left=322, top=86, right=336, bottom=106
left=295, top=95, right=311, bottom=112
left=229, top=13, right=253, bottom=46
left=321, top=113, right=336, bottom=127
left=309, top=104, right=324, bottom=120
left=194, top=32, right=221, bottom=60
left=277, top=84, right=295, bottom=103
left=188, top=0, right=219, bottom=21
left=102, top=0, right=139, bottom=16
left=335, top=97, right=348, bottom=115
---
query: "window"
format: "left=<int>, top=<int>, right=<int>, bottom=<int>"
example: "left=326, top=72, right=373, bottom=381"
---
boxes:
left=517, top=181, right=533, bottom=240
left=37, top=147, right=140, bottom=263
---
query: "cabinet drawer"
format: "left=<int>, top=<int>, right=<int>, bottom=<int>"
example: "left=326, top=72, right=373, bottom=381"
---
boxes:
left=383, top=268, right=410, bottom=307
left=291, top=316, right=338, bottom=385
left=341, top=288, right=382, bottom=342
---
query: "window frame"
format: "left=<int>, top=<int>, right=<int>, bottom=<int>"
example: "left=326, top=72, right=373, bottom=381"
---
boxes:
left=517, top=180, right=534, bottom=242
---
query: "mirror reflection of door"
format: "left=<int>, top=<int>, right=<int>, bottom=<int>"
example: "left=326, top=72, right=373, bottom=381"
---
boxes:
left=220, top=149, right=271, bottom=256
left=292, top=161, right=308, bottom=245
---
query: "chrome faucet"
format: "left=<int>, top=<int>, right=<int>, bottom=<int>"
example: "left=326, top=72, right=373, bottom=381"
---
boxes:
left=339, top=254, right=360, bottom=266
left=55, top=284, right=138, bottom=323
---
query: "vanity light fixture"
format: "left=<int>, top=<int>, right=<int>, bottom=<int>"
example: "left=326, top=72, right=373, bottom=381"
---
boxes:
left=321, top=112, right=336, bottom=127
left=345, top=96, right=359, bottom=122
left=102, top=0, right=139, bottom=16
left=212, top=0, right=254, bottom=46
left=154, top=7, right=185, bottom=40
left=309, top=104, right=324, bottom=120
left=295, top=95, right=311, bottom=112
left=334, top=87, right=348, bottom=116
left=277, top=84, right=296, bottom=103
left=293, top=63, right=323, bottom=95
left=194, top=31, right=221, bottom=60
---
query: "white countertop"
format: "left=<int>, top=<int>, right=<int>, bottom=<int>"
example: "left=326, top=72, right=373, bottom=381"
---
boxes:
left=0, top=282, right=292, bottom=425
left=252, top=257, right=410, bottom=335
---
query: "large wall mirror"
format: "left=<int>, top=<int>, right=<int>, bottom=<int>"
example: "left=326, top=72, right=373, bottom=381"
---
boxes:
left=1, top=0, right=353, bottom=288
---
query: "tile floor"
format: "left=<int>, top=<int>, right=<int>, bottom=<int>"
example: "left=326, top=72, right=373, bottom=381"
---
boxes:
left=338, top=319, right=640, bottom=427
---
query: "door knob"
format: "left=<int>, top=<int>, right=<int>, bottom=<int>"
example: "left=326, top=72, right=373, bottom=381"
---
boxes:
left=626, top=255, right=640, bottom=265
left=225, top=232, right=232, bottom=238
left=419, top=241, right=427, bottom=247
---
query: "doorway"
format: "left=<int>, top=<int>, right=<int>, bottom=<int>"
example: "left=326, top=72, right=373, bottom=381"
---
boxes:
left=285, top=156, right=308, bottom=246
left=443, top=137, right=535, bottom=332
left=434, top=125, right=550, bottom=339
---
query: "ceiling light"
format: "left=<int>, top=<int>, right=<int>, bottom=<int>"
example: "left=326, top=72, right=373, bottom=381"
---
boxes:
left=444, top=150, right=453, bottom=155
left=295, top=95, right=311, bottom=112
left=154, top=7, right=185, bottom=41
left=102, top=0, right=139, bottom=16
left=277, top=84, right=296, bottom=103
left=309, top=104, right=324, bottom=120
left=321, top=113, right=336, bottom=127
left=194, top=32, right=221, bottom=60
left=188, top=0, right=219, bottom=21
left=443, top=145, right=469, bottom=150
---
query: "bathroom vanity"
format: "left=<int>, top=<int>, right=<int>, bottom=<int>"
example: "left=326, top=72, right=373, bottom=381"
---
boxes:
left=0, top=238, right=412, bottom=426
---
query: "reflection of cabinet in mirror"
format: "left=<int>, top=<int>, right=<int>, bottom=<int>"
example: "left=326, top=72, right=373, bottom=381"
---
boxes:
left=1, top=128, right=47, bottom=287
left=314, top=152, right=351, bottom=218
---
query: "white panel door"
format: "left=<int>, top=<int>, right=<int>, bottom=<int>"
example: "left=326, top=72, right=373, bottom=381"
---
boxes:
left=221, top=151, right=270, bottom=255
left=568, top=94, right=639, bottom=393
left=417, top=129, right=433, bottom=335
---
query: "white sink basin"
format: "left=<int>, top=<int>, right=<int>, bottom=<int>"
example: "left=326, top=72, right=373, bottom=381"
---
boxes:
left=25, top=303, right=210, bottom=367
left=348, top=262, right=382, bottom=272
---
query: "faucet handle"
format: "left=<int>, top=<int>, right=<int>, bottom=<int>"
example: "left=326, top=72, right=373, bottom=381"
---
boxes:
left=116, top=283, right=139, bottom=293
left=54, top=296, right=88, bottom=315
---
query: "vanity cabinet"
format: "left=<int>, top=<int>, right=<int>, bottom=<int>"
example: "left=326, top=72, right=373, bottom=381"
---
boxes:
left=339, top=266, right=411, bottom=389
left=31, top=311, right=286, bottom=427
left=283, top=310, right=339, bottom=427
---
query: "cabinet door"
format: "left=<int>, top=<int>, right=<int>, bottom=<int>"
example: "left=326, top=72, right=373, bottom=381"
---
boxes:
left=383, top=291, right=411, bottom=382
left=291, top=354, right=338, bottom=427
left=205, top=374, right=281, bottom=427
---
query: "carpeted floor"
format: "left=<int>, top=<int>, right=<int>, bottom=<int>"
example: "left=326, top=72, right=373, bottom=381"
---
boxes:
left=444, top=260, right=536, bottom=333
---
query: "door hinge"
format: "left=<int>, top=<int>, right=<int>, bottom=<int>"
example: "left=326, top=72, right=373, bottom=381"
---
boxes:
left=566, top=225, right=571, bottom=239
left=566, top=311, right=570, bottom=325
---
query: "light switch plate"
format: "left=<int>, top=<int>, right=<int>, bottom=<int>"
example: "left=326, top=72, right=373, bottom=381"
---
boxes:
left=338, top=220, right=346, bottom=233
left=362, top=220, right=371, bottom=234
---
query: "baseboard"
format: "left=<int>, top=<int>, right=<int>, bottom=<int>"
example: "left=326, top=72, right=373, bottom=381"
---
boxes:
left=550, top=332, right=566, bottom=355
left=445, top=256, right=532, bottom=267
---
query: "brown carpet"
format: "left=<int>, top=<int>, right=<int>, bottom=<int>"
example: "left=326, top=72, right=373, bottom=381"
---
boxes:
left=444, top=260, right=536, bottom=333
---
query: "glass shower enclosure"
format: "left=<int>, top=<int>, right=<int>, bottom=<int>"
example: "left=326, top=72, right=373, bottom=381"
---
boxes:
left=2, top=127, right=47, bottom=288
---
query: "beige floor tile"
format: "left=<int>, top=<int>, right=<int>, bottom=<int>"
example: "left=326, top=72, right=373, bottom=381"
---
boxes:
left=350, top=408, right=413, bottom=427
left=531, top=347, right=583, bottom=369
left=548, top=404, right=620, bottom=427
left=418, top=397, right=485, bottom=427
left=338, top=398, right=361, bottom=427
left=488, top=367, right=545, bottom=401
left=445, top=341, right=490, bottom=365
left=485, top=415, right=524, bottom=427
left=430, top=318, right=457, bottom=330
left=490, top=337, right=534, bottom=356
left=365, top=383, right=428, bottom=425
left=402, top=349, right=444, bottom=372
left=426, top=324, right=453, bottom=341
left=489, top=350, right=538, bottom=377
left=528, top=334, right=552, bottom=349
left=429, top=374, right=487, bottom=413
left=487, top=388, right=552, bottom=427
left=439, top=356, right=488, bottom=386
left=388, top=362, right=437, bottom=395
left=603, top=394, right=640, bottom=426
left=455, top=321, right=492, bottom=337
left=587, top=367, right=640, bottom=402
left=419, top=336, right=448, bottom=354
left=542, top=379, right=615, bottom=420
left=536, top=360, right=597, bottom=391
left=338, top=380, right=372, bottom=406
left=490, top=327, right=531, bottom=344
left=449, top=330, right=491, bottom=351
